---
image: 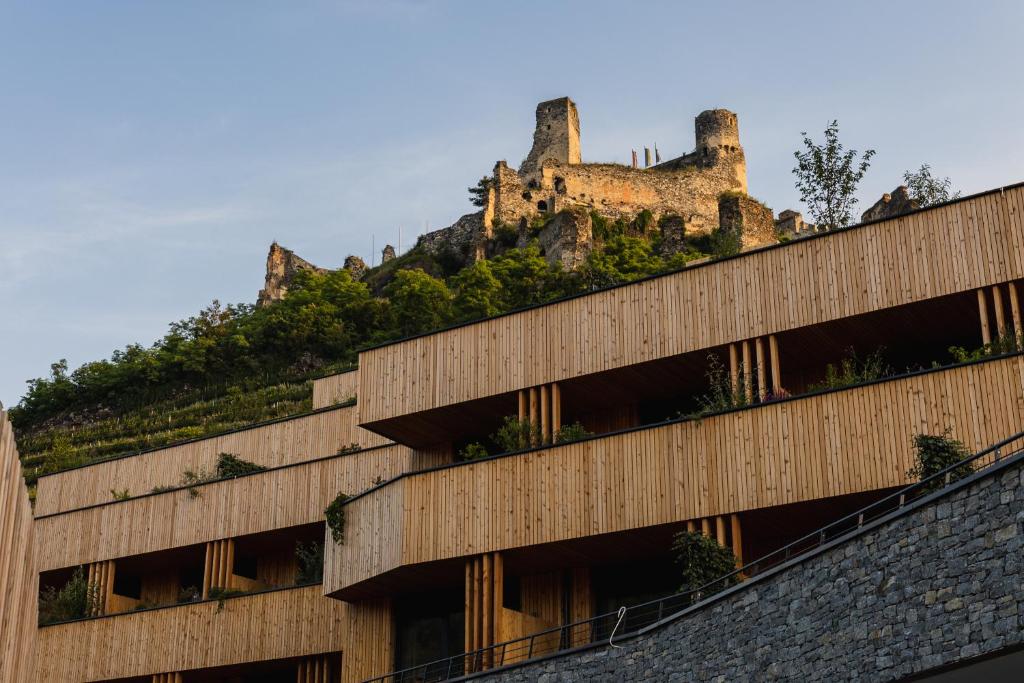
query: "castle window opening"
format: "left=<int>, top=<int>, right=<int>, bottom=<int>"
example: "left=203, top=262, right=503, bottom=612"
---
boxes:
left=522, top=191, right=533, bottom=201
left=537, top=200, right=548, bottom=211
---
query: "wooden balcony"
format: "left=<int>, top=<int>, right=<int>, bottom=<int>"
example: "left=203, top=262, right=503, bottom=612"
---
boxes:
left=36, top=585, right=344, bottom=683
left=35, top=401, right=389, bottom=516
left=354, top=184, right=1024, bottom=445
left=325, top=354, right=1024, bottom=599
left=35, top=443, right=416, bottom=573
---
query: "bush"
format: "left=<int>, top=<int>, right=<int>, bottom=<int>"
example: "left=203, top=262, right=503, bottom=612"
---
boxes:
left=949, top=333, right=1020, bottom=363
left=39, top=567, right=96, bottom=625
left=110, top=488, right=130, bottom=501
left=907, top=430, right=973, bottom=493
left=295, top=541, right=324, bottom=584
left=554, top=422, right=591, bottom=444
left=458, top=442, right=489, bottom=460
left=215, top=452, right=267, bottom=478
left=672, top=531, right=738, bottom=599
left=810, top=347, right=889, bottom=391
left=492, top=416, right=540, bottom=452
left=325, top=492, right=350, bottom=544
left=694, top=353, right=749, bottom=415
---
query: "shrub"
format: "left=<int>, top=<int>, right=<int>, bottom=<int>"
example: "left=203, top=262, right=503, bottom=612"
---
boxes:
left=336, top=443, right=361, bottom=456
left=949, top=333, right=1020, bottom=363
left=810, top=347, right=889, bottom=391
left=458, top=442, right=489, bottom=460
left=554, top=422, right=591, bottom=444
left=325, top=492, right=350, bottom=544
left=295, top=540, right=324, bottom=584
left=709, top=226, right=741, bottom=259
left=672, top=531, right=738, bottom=599
left=215, top=452, right=267, bottom=478
left=907, top=430, right=973, bottom=493
left=694, top=353, right=749, bottom=415
left=492, top=416, right=540, bottom=452
left=110, top=488, right=131, bottom=501
left=177, top=585, right=202, bottom=604
left=39, top=567, right=96, bottom=625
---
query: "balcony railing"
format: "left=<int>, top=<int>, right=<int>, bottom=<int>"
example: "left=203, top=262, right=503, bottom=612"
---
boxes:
left=363, top=428, right=1024, bottom=682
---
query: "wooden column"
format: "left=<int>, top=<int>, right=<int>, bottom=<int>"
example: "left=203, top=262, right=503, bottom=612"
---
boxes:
left=465, top=552, right=504, bottom=672
left=86, top=559, right=115, bottom=616
left=730, top=514, right=744, bottom=567
left=755, top=337, right=767, bottom=400
left=728, top=343, right=739, bottom=395
left=528, top=388, right=539, bottom=446
left=203, top=538, right=236, bottom=598
left=768, top=334, right=782, bottom=393
left=714, top=516, right=727, bottom=545
left=551, top=383, right=562, bottom=436
left=152, top=674, right=182, bottom=683
left=978, top=288, right=992, bottom=345
left=686, top=519, right=696, bottom=533
left=1009, top=281, right=1023, bottom=343
left=539, top=385, right=550, bottom=444
left=700, top=517, right=711, bottom=536
left=297, top=655, right=332, bottom=683
left=993, top=285, right=1008, bottom=339
left=741, top=341, right=753, bottom=402
left=517, top=390, right=527, bottom=421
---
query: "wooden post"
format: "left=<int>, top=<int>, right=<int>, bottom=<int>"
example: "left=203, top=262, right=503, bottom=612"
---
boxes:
left=715, top=516, right=727, bottom=545
left=686, top=520, right=696, bottom=533
left=225, top=538, right=235, bottom=590
left=517, top=390, right=527, bottom=422
left=978, top=288, right=992, bottom=345
left=755, top=337, right=766, bottom=401
left=202, top=541, right=214, bottom=599
left=540, top=384, right=550, bottom=445
left=741, top=341, right=753, bottom=403
left=700, top=517, right=710, bottom=537
left=993, top=285, right=1007, bottom=339
left=768, top=334, right=781, bottom=393
left=1009, top=281, right=1023, bottom=343
left=482, top=553, right=493, bottom=668
left=728, top=344, right=739, bottom=394
left=730, top=514, right=743, bottom=567
left=464, top=560, right=473, bottom=659
left=551, top=383, right=562, bottom=437
left=474, top=558, right=482, bottom=665
left=492, top=552, right=504, bottom=645
left=528, top=388, right=539, bottom=446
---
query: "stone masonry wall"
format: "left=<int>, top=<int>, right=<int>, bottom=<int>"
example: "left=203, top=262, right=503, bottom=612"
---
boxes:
left=477, top=457, right=1024, bottom=682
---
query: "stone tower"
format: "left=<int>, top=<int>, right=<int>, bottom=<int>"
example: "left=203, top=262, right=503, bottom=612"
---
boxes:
left=695, top=109, right=747, bottom=193
left=520, top=97, right=581, bottom=177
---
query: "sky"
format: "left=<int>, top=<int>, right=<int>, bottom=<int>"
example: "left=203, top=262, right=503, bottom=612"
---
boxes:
left=1, top=0, right=1022, bottom=407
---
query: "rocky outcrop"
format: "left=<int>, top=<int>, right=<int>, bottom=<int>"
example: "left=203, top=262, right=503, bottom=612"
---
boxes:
left=538, top=207, right=593, bottom=269
left=257, top=243, right=327, bottom=307
left=861, top=185, right=920, bottom=223
left=343, top=255, right=367, bottom=281
left=381, top=245, right=396, bottom=264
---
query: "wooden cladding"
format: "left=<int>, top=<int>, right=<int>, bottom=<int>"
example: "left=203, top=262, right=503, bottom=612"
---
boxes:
left=0, top=408, right=36, bottom=683
left=729, top=334, right=781, bottom=401
left=313, top=371, right=359, bottom=410
left=35, top=403, right=390, bottom=517
left=977, top=281, right=1024, bottom=344
left=37, top=585, right=346, bottom=683
left=36, top=443, right=413, bottom=573
left=518, top=383, right=561, bottom=445
left=340, top=599, right=393, bottom=683
left=296, top=654, right=333, bottom=683
left=326, top=355, right=1024, bottom=597
left=358, top=186, right=1024, bottom=430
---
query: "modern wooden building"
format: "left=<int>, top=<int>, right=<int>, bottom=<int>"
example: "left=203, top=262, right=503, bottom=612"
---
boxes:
left=4, top=182, right=1024, bottom=682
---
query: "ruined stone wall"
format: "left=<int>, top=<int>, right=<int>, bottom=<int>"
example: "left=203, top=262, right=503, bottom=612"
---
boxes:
left=520, top=97, right=581, bottom=178
left=719, top=192, right=776, bottom=248
left=477, top=456, right=1024, bottom=682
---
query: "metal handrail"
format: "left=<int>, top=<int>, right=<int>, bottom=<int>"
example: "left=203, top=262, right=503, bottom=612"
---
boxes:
left=363, top=429, right=1024, bottom=683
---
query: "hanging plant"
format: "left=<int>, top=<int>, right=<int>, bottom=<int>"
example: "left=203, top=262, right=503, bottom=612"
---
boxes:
left=325, top=492, right=350, bottom=544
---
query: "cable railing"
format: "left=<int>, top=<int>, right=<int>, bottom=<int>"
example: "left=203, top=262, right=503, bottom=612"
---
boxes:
left=364, top=429, right=1024, bottom=683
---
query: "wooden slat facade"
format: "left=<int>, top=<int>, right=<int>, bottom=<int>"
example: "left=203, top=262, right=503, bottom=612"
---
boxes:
left=35, top=403, right=389, bottom=517
left=0, top=408, right=36, bottom=683
left=326, top=354, right=1024, bottom=597
left=312, top=370, right=359, bottom=410
left=357, top=185, right=1024, bottom=431
left=36, top=585, right=344, bottom=683
left=36, top=443, right=413, bottom=572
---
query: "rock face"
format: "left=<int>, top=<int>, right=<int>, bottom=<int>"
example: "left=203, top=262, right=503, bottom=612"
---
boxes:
left=381, top=245, right=396, bottom=264
left=861, top=185, right=920, bottom=223
left=343, top=255, right=367, bottom=280
left=538, top=207, right=593, bottom=269
left=257, top=242, right=327, bottom=307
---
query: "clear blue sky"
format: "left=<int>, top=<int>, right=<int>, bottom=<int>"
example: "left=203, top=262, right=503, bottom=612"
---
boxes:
left=2, top=0, right=1022, bottom=407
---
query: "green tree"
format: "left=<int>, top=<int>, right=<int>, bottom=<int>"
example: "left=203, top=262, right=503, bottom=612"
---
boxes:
left=582, top=235, right=663, bottom=289
left=488, top=244, right=578, bottom=308
left=672, top=531, right=738, bottom=598
left=907, top=430, right=973, bottom=493
left=904, top=164, right=960, bottom=207
left=384, top=268, right=453, bottom=338
left=468, top=176, right=493, bottom=207
left=793, top=121, right=876, bottom=231
left=450, top=260, right=504, bottom=321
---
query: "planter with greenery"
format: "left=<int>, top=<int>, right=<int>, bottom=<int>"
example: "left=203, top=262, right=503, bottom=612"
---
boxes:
left=326, top=492, right=350, bottom=544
